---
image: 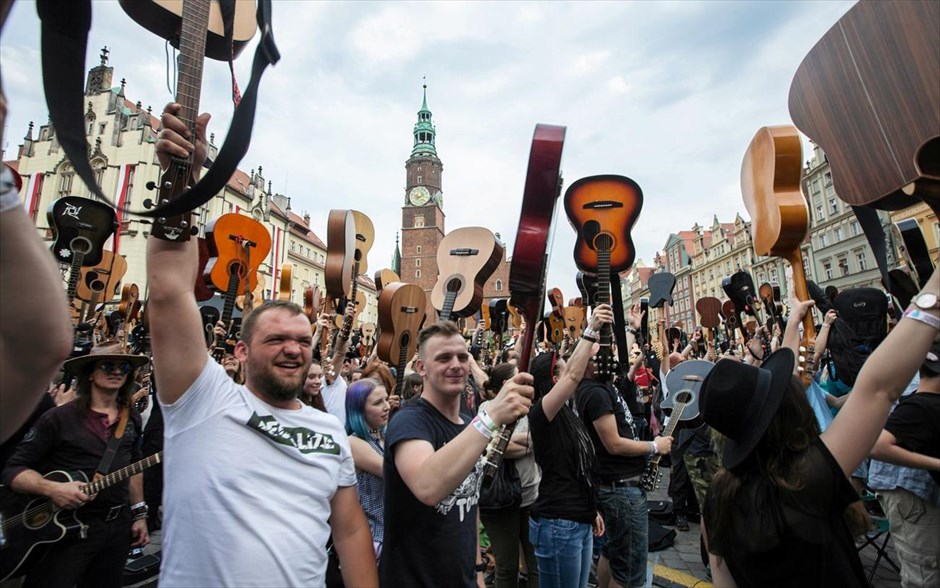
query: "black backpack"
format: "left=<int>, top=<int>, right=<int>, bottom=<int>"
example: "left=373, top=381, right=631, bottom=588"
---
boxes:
left=827, top=288, right=888, bottom=386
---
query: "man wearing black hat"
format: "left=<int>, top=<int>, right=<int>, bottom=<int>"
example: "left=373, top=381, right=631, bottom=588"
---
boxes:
left=1, top=342, right=150, bottom=586
left=871, top=342, right=940, bottom=588
left=575, top=325, right=673, bottom=588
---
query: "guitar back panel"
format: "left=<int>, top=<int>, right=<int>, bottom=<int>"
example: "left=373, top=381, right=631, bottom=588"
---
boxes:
left=695, top=297, right=722, bottom=330
left=325, top=210, right=356, bottom=300
left=376, top=282, right=426, bottom=366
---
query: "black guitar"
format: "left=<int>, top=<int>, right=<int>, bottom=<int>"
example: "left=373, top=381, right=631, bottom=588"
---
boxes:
left=640, top=362, right=712, bottom=491
left=0, top=452, right=163, bottom=581
left=47, top=196, right=117, bottom=303
left=648, top=273, right=677, bottom=309
left=576, top=272, right=598, bottom=310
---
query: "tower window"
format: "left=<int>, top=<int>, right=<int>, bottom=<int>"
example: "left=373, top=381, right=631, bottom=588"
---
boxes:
left=416, top=245, right=422, bottom=254
left=414, top=215, right=425, bottom=228
left=495, top=280, right=503, bottom=291
left=417, top=175, right=422, bottom=183
left=416, top=269, right=422, bottom=278
left=415, top=259, right=421, bottom=267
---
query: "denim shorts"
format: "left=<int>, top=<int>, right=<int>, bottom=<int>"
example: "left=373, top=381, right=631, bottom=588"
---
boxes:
left=529, top=516, right=594, bottom=588
left=598, top=485, right=648, bottom=588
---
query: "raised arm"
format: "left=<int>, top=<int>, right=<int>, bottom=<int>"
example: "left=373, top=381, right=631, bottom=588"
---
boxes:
left=147, top=103, right=211, bottom=405
left=822, top=268, right=939, bottom=477
left=541, top=304, right=612, bottom=421
left=393, top=372, right=532, bottom=506
left=813, top=309, right=837, bottom=363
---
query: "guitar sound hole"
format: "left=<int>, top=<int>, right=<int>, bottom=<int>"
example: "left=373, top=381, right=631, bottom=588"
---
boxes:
left=446, top=277, right=462, bottom=293
left=91, top=280, right=106, bottom=292
left=593, top=232, right=614, bottom=252
left=69, top=237, right=93, bottom=255
left=675, top=391, right=693, bottom=405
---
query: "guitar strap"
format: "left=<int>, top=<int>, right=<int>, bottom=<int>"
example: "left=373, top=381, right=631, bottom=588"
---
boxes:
left=93, top=405, right=130, bottom=481
left=852, top=205, right=902, bottom=317
left=35, top=0, right=280, bottom=219
left=609, top=277, right=630, bottom=375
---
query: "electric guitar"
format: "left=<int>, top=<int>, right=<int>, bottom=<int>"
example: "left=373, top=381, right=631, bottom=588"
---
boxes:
left=0, top=452, right=163, bottom=581
left=203, top=213, right=272, bottom=361
left=431, top=227, right=504, bottom=321
left=48, top=196, right=117, bottom=303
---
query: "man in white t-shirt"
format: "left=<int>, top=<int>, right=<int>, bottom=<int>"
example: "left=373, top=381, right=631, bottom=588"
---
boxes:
left=147, top=103, right=377, bottom=587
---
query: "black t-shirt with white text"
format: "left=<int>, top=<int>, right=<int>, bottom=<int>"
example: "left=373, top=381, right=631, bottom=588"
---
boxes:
left=381, top=398, right=482, bottom=588
left=575, top=379, right=645, bottom=482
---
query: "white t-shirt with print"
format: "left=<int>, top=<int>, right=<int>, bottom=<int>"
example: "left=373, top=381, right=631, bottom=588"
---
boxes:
left=321, top=375, right=348, bottom=427
left=159, top=360, right=355, bottom=587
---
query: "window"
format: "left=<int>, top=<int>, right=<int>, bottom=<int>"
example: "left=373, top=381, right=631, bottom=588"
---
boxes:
left=857, top=251, right=868, bottom=271
left=834, top=227, right=842, bottom=241
left=495, top=279, right=503, bottom=291
left=770, top=268, right=778, bottom=281
left=416, top=245, right=422, bottom=254
left=415, top=259, right=421, bottom=267
left=824, top=171, right=832, bottom=185
left=290, top=241, right=296, bottom=251
left=416, top=175, right=422, bottom=183
left=829, top=198, right=838, bottom=214
left=815, top=205, right=825, bottom=222
left=820, top=233, right=829, bottom=247
left=824, top=262, right=832, bottom=280
left=812, top=179, right=822, bottom=195
left=838, top=257, right=849, bottom=275
left=99, top=123, right=106, bottom=135
left=414, top=215, right=425, bottom=228
left=415, top=269, right=421, bottom=278
left=58, top=170, right=74, bottom=197
left=851, top=220, right=861, bottom=236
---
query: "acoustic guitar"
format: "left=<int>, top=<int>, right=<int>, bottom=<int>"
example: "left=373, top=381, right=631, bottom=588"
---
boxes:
left=563, top=305, right=586, bottom=341
left=759, top=281, right=786, bottom=333
left=741, top=125, right=815, bottom=386
left=376, top=282, right=427, bottom=395
left=48, top=196, right=117, bottom=303
left=373, top=269, right=400, bottom=297
left=359, top=322, right=377, bottom=358
left=788, top=0, right=939, bottom=213
left=277, top=263, right=293, bottom=302
left=695, top=296, right=723, bottom=350
left=0, top=452, right=163, bottom=581
left=564, top=175, right=644, bottom=380
left=350, top=210, right=375, bottom=275
left=303, top=285, right=321, bottom=326
left=576, top=271, right=598, bottom=309
left=483, top=123, right=566, bottom=478
left=720, top=299, right=740, bottom=348
left=74, top=249, right=127, bottom=305
left=648, top=273, right=676, bottom=309
left=325, top=210, right=356, bottom=301
left=203, top=213, right=272, bottom=361
left=431, top=227, right=504, bottom=321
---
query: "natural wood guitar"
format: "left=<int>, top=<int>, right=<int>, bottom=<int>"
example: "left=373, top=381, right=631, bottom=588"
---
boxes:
left=376, top=282, right=427, bottom=394
left=430, top=227, right=504, bottom=321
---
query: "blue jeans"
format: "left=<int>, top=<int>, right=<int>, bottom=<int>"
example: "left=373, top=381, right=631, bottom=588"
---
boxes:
left=598, top=485, right=648, bottom=588
left=528, top=516, right=593, bottom=588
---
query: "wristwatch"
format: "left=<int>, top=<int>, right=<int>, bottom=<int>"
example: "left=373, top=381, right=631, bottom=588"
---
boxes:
left=913, top=292, right=939, bottom=310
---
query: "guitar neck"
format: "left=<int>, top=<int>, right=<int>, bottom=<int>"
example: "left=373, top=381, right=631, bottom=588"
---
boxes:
left=440, top=289, right=457, bottom=323
left=213, top=271, right=241, bottom=361
left=786, top=250, right=817, bottom=387
left=339, top=262, right=360, bottom=342
left=82, top=452, right=163, bottom=496
left=66, top=252, right=85, bottom=304
left=596, top=241, right=614, bottom=380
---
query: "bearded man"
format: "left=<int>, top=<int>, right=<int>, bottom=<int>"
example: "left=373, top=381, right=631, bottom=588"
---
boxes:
left=146, top=103, right=376, bottom=587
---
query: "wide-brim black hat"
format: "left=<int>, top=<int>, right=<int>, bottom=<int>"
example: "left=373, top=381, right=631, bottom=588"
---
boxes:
left=699, top=348, right=795, bottom=471
left=63, top=341, right=149, bottom=373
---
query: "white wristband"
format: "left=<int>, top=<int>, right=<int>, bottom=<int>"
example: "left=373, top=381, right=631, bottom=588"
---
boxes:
left=649, top=441, right=657, bottom=456
left=903, top=308, right=940, bottom=330
left=478, top=409, right=498, bottom=432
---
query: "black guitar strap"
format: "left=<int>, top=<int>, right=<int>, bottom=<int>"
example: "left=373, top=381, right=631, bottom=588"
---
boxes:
left=609, top=276, right=630, bottom=375
left=94, top=406, right=130, bottom=480
left=36, top=0, right=280, bottom=219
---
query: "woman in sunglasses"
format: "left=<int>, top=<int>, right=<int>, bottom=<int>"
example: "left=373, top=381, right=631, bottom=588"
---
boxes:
left=1, top=341, right=150, bottom=587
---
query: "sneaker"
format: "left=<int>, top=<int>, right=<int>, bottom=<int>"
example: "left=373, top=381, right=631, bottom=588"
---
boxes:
left=676, top=516, right=690, bottom=532
left=587, top=570, right=599, bottom=588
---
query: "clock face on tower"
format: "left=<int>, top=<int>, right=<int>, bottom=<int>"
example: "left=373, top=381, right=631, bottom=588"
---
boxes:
left=409, top=186, right=431, bottom=206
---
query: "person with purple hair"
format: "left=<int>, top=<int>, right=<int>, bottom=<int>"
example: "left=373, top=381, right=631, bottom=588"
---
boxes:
left=346, top=377, right=391, bottom=559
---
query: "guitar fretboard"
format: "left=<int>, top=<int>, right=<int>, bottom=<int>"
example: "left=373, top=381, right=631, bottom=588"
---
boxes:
left=596, top=235, right=615, bottom=380
left=339, top=261, right=361, bottom=342
left=82, top=451, right=163, bottom=496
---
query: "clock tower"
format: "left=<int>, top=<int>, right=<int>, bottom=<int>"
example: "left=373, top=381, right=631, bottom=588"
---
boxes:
left=401, top=84, right=445, bottom=317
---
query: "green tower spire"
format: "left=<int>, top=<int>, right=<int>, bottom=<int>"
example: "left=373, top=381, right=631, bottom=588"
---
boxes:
left=411, top=83, right=437, bottom=157
left=391, top=232, right=402, bottom=275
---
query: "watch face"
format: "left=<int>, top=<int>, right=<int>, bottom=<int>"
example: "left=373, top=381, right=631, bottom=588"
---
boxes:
left=409, top=186, right=431, bottom=206
left=917, top=292, right=938, bottom=309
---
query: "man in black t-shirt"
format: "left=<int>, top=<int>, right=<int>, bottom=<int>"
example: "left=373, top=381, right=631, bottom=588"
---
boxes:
left=871, top=347, right=940, bottom=588
left=381, top=321, right=533, bottom=587
left=576, top=356, right=673, bottom=588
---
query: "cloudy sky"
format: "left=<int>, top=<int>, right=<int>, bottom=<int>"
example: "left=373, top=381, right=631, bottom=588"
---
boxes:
left=2, top=0, right=853, bottom=305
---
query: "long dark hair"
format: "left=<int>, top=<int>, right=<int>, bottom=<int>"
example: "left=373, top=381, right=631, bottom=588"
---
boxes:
left=707, top=374, right=867, bottom=554
left=74, top=364, right=138, bottom=410
left=530, top=351, right=599, bottom=493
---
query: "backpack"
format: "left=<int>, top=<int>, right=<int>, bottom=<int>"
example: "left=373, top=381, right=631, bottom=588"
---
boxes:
left=826, top=288, right=888, bottom=386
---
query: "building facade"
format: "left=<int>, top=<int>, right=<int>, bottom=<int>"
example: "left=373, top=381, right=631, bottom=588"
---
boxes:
left=6, top=49, right=376, bottom=323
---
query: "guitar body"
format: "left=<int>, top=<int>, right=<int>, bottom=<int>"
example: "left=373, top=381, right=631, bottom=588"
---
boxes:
left=360, top=322, right=376, bottom=358
left=695, top=297, right=722, bottom=331
left=647, top=273, right=676, bottom=309
left=565, top=175, right=643, bottom=274
left=373, top=269, right=400, bottom=297
left=325, top=210, right=356, bottom=301
left=545, top=313, right=565, bottom=345
left=547, top=288, right=565, bottom=316
left=722, top=271, right=761, bottom=323
left=236, top=274, right=265, bottom=312
left=576, top=272, right=599, bottom=308
left=563, top=305, right=585, bottom=340
left=350, top=210, right=375, bottom=275
left=660, top=360, right=713, bottom=423
left=431, top=227, right=504, bottom=320
left=0, top=471, right=88, bottom=581
left=277, top=263, right=293, bottom=302
left=204, top=214, right=272, bottom=294
left=376, top=282, right=427, bottom=366
left=303, top=286, right=321, bottom=323
left=741, top=125, right=816, bottom=385
left=48, top=196, right=117, bottom=268
left=75, top=250, right=128, bottom=303
left=119, top=0, right=257, bottom=62
left=788, top=0, right=940, bottom=211
left=489, top=299, right=509, bottom=338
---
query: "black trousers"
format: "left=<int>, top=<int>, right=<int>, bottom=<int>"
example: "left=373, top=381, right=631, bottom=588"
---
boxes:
left=25, top=512, right=132, bottom=588
left=667, top=445, right=699, bottom=519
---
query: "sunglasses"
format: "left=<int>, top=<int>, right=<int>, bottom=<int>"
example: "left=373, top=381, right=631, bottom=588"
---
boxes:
left=96, top=361, right=133, bottom=375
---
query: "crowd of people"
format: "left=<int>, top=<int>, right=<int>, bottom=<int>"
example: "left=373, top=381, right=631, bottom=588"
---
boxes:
left=1, top=91, right=939, bottom=588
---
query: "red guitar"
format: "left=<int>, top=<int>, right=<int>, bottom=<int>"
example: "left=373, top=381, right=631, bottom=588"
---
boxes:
left=483, top=123, right=565, bottom=478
